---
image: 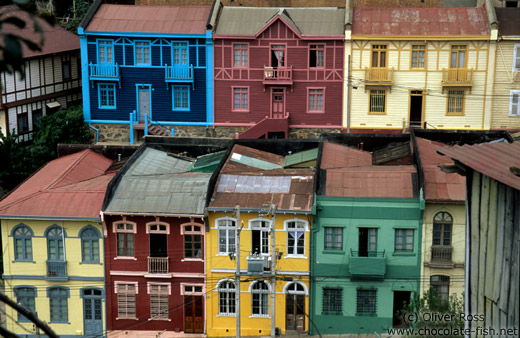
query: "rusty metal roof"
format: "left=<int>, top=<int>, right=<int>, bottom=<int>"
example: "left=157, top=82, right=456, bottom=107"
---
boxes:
left=221, top=144, right=285, bottom=173
left=0, top=150, right=114, bottom=219
left=0, top=5, right=79, bottom=59
left=86, top=4, right=212, bottom=34
left=321, top=142, right=372, bottom=169
left=496, top=7, right=520, bottom=36
left=352, top=7, right=489, bottom=36
left=437, top=141, right=520, bottom=191
left=325, top=166, right=417, bottom=198
left=415, top=137, right=465, bottom=203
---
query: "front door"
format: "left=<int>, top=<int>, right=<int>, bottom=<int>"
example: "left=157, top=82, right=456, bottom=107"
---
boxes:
left=286, top=283, right=305, bottom=331
left=393, top=291, right=411, bottom=328
left=409, top=90, right=424, bottom=128
left=138, top=86, right=150, bottom=122
left=83, top=289, right=103, bottom=336
left=184, top=295, right=203, bottom=333
left=272, top=89, right=285, bottom=118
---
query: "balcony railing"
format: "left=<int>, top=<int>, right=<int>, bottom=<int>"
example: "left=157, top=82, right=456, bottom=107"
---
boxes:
left=263, top=66, right=293, bottom=85
left=364, top=67, right=394, bottom=86
left=431, top=246, right=453, bottom=264
left=148, top=257, right=169, bottom=274
left=442, top=68, right=474, bottom=88
left=165, top=65, right=194, bottom=82
left=349, top=249, right=386, bottom=279
left=47, top=261, right=67, bottom=278
left=89, top=62, right=120, bottom=80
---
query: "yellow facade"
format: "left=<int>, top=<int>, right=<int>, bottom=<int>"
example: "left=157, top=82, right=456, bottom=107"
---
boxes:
left=420, top=204, right=466, bottom=298
left=206, top=211, right=311, bottom=337
left=490, top=40, right=520, bottom=129
left=1, top=218, right=105, bottom=337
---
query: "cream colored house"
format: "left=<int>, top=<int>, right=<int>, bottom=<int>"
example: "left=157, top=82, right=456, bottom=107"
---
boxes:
left=344, top=2, right=497, bottom=132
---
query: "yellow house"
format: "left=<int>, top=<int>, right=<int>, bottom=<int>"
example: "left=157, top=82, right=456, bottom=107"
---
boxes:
left=0, top=150, right=115, bottom=337
left=490, top=6, right=520, bottom=130
left=205, top=143, right=317, bottom=336
left=344, top=3, right=496, bottom=132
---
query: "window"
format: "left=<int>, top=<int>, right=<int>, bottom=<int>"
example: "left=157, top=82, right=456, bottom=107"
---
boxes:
left=411, top=44, right=425, bottom=68
left=48, top=287, right=68, bottom=322
left=513, top=44, right=520, bottom=72
left=356, top=289, right=376, bottom=316
left=80, top=226, right=100, bottom=263
left=17, top=112, right=29, bottom=133
left=447, top=90, right=465, bottom=115
left=98, top=40, right=113, bottom=64
left=13, top=225, right=33, bottom=261
left=149, top=284, right=169, bottom=320
left=218, top=280, right=236, bottom=316
left=309, top=44, right=324, bottom=68
left=433, top=212, right=452, bottom=246
left=322, top=288, right=342, bottom=315
left=270, top=44, right=286, bottom=68
left=369, top=90, right=386, bottom=114
left=46, top=226, right=64, bottom=261
left=371, top=45, right=387, bottom=68
left=218, top=218, right=236, bottom=254
left=98, top=83, right=116, bottom=109
left=324, top=227, right=342, bottom=251
left=450, top=45, right=467, bottom=68
left=287, top=220, right=306, bottom=256
left=510, top=90, right=520, bottom=116
left=395, top=229, right=414, bottom=252
left=116, top=283, right=137, bottom=319
left=233, top=44, right=248, bottom=67
left=308, top=88, right=324, bottom=113
left=32, top=108, right=42, bottom=130
left=62, top=60, right=71, bottom=80
left=232, top=87, right=248, bottom=111
left=250, top=219, right=270, bottom=255
left=251, top=280, right=269, bottom=317
left=114, top=222, right=135, bottom=257
left=173, top=42, right=188, bottom=65
left=172, top=86, right=190, bottom=111
left=183, top=224, right=202, bottom=258
left=358, top=228, right=377, bottom=257
left=15, top=287, right=36, bottom=322
left=135, top=41, right=151, bottom=65
left=430, top=275, right=450, bottom=301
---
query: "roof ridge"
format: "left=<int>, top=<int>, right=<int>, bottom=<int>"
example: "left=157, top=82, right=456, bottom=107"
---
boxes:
left=46, top=149, right=93, bottom=190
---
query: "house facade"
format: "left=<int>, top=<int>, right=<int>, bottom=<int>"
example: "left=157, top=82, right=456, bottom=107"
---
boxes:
left=78, top=1, right=215, bottom=143
left=212, top=6, right=345, bottom=138
left=0, top=5, right=81, bottom=142
left=0, top=150, right=114, bottom=337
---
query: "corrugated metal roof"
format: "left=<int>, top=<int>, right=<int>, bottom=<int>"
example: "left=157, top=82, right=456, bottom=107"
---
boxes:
left=436, top=141, right=520, bottom=191
left=415, top=137, right=465, bottom=203
left=352, top=7, right=489, bottom=36
left=325, top=166, right=417, bottom=198
left=86, top=4, right=212, bottom=34
left=496, top=7, right=520, bottom=36
left=321, top=142, right=372, bottom=169
left=0, top=5, right=79, bottom=58
left=223, top=145, right=285, bottom=173
left=284, top=148, right=318, bottom=168
left=215, top=7, right=346, bottom=36
left=189, top=151, right=226, bottom=173
left=0, top=150, right=114, bottom=218
left=104, top=147, right=211, bottom=215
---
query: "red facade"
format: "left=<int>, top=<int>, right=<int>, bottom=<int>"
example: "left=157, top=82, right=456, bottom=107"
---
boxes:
left=214, top=17, right=344, bottom=132
left=104, top=214, right=205, bottom=333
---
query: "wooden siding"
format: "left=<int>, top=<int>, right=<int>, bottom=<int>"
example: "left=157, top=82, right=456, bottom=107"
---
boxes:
left=491, top=41, right=520, bottom=129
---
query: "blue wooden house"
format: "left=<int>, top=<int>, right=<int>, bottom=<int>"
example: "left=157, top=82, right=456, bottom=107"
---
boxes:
left=78, top=0, right=216, bottom=143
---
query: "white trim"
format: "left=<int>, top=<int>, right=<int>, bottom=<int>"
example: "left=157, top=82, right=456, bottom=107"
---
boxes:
left=282, top=281, right=308, bottom=295
left=114, top=281, right=139, bottom=294
left=112, top=218, right=137, bottom=233
left=181, top=258, right=204, bottom=262
left=110, top=271, right=205, bottom=278
left=147, top=282, right=171, bottom=295
left=513, top=43, right=520, bottom=72
left=247, top=279, right=272, bottom=293
left=110, top=271, right=147, bottom=276
left=180, top=283, right=205, bottom=295
left=145, top=220, right=170, bottom=234
left=285, top=218, right=308, bottom=257
left=249, top=218, right=271, bottom=255
left=216, top=217, right=237, bottom=254
left=180, top=220, right=204, bottom=235
left=113, top=256, right=137, bottom=261
left=509, top=90, right=520, bottom=116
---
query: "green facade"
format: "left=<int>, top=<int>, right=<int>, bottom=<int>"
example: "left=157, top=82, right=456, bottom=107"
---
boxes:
left=310, top=195, right=424, bottom=334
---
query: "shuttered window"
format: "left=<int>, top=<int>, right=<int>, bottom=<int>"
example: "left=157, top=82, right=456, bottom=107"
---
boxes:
left=322, top=288, right=342, bottom=315
left=117, top=283, right=137, bottom=319
left=150, top=284, right=169, bottom=320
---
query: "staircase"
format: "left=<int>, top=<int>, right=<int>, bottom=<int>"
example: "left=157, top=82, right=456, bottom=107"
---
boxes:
left=236, top=113, right=289, bottom=139
left=148, top=125, right=171, bottom=136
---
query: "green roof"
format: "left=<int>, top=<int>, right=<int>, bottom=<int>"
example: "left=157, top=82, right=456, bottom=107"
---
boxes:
left=189, top=151, right=226, bottom=173
left=230, top=153, right=283, bottom=170
left=284, top=148, right=318, bottom=167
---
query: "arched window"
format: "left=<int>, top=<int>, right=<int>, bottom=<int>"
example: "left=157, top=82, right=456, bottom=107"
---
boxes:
left=182, top=223, right=203, bottom=258
left=217, top=218, right=236, bottom=254
left=286, top=282, right=306, bottom=294
left=218, top=280, right=236, bottom=316
left=433, top=212, right=453, bottom=246
left=13, top=224, right=33, bottom=261
left=46, top=226, right=64, bottom=261
left=251, top=280, right=269, bottom=317
left=113, top=221, right=136, bottom=257
left=80, top=226, right=101, bottom=263
left=286, top=220, right=307, bottom=256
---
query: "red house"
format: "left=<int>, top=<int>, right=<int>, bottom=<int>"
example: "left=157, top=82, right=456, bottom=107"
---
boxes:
left=101, top=144, right=219, bottom=336
left=212, top=6, right=346, bottom=138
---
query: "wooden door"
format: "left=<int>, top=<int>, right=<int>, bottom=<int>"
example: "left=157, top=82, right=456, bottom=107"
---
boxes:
left=272, top=89, right=285, bottom=118
left=286, top=293, right=305, bottom=331
left=138, top=86, right=150, bottom=122
left=184, top=295, right=203, bottom=333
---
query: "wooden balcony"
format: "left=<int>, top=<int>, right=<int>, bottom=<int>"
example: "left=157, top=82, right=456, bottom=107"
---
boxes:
left=46, top=261, right=67, bottom=278
left=349, top=250, right=386, bottom=279
left=148, top=257, right=169, bottom=274
left=441, top=68, right=473, bottom=92
left=165, top=65, right=194, bottom=88
left=89, top=62, right=120, bottom=81
left=263, top=66, right=293, bottom=85
left=364, top=67, right=394, bottom=89
left=429, top=246, right=454, bottom=268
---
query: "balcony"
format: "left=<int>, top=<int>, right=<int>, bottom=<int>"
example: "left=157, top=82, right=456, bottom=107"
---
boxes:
left=441, top=68, right=473, bottom=92
left=364, top=67, right=394, bottom=90
left=165, top=65, right=194, bottom=87
left=429, top=246, right=454, bottom=268
left=46, top=261, right=67, bottom=279
left=349, top=250, right=386, bottom=279
left=263, top=66, right=293, bottom=85
left=89, top=62, right=120, bottom=81
left=148, top=257, right=169, bottom=274
left=246, top=254, right=271, bottom=276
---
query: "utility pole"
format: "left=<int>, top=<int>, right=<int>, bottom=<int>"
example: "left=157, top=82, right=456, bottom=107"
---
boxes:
left=232, top=206, right=242, bottom=338
left=269, top=203, right=277, bottom=338
left=347, top=54, right=351, bottom=134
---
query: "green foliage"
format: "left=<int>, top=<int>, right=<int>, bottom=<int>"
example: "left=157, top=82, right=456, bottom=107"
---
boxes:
left=60, top=0, right=91, bottom=33
left=0, top=129, right=32, bottom=191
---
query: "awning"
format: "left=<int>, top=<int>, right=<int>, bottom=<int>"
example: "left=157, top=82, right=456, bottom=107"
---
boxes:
left=46, top=101, right=61, bottom=109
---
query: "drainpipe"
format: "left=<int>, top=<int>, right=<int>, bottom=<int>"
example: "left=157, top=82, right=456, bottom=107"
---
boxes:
left=129, top=112, right=135, bottom=145
left=88, top=123, right=99, bottom=143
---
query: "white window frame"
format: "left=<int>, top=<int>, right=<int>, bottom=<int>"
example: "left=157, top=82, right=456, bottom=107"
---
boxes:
left=513, top=43, right=520, bottom=72
left=249, top=218, right=271, bottom=256
left=216, top=217, right=237, bottom=255
left=147, top=282, right=171, bottom=321
left=145, top=221, right=170, bottom=235
left=285, top=219, right=308, bottom=258
left=135, top=40, right=151, bottom=66
left=180, top=283, right=205, bottom=295
left=217, top=279, right=236, bottom=317
left=114, top=281, right=138, bottom=320
left=510, top=90, right=520, bottom=116
left=250, top=280, right=270, bottom=318
left=181, top=221, right=204, bottom=261
left=113, top=219, right=137, bottom=259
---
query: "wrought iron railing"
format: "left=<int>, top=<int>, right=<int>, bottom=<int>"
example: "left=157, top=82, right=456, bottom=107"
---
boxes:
left=47, top=261, right=67, bottom=277
left=431, top=246, right=453, bottom=263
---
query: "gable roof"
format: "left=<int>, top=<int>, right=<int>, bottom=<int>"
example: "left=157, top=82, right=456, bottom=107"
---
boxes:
left=496, top=7, right=520, bottom=36
left=0, top=150, right=114, bottom=219
left=321, top=142, right=372, bottom=169
left=214, top=7, right=346, bottom=37
left=85, top=4, right=212, bottom=34
left=352, top=7, right=489, bottom=36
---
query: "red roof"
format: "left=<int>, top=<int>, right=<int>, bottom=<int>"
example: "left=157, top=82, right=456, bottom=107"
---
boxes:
left=321, top=142, right=372, bottom=169
left=415, top=137, right=465, bottom=203
left=325, top=166, right=417, bottom=198
left=86, top=4, right=212, bottom=34
left=0, top=5, right=79, bottom=59
left=352, top=7, right=489, bottom=36
left=0, top=150, right=114, bottom=219
left=437, top=141, right=520, bottom=191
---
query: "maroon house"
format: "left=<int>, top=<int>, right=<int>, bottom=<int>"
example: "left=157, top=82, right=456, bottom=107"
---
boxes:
left=212, top=6, right=346, bottom=138
left=101, top=144, right=214, bottom=336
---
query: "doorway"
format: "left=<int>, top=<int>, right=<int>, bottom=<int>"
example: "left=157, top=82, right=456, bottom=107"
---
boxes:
left=409, top=90, right=424, bottom=128
left=83, top=288, right=103, bottom=336
left=286, top=283, right=305, bottom=331
left=393, top=291, right=411, bottom=328
left=137, top=85, right=151, bottom=122
left=272, top=88, right=285, bottom=118
left=184, top=295, right=203, bottom=333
